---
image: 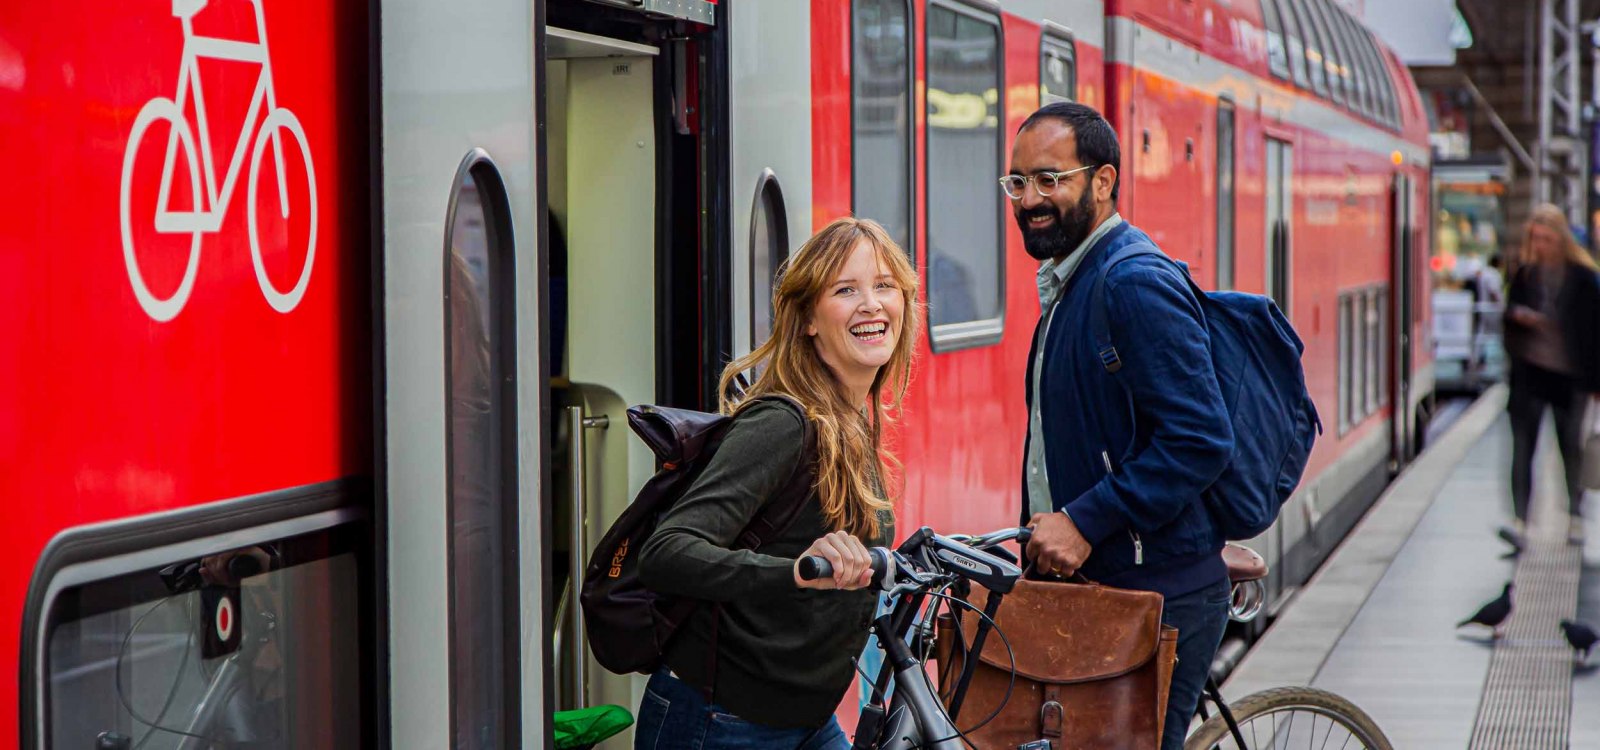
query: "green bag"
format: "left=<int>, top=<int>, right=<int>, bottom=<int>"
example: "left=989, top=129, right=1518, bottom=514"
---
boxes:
left=553, top=704, right=634, bottom=750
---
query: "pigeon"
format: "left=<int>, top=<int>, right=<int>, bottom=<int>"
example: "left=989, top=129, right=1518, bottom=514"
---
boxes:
left=1457, top=583, right=1514, bottom=637
left=1560, top=620, right=1598, bottom=664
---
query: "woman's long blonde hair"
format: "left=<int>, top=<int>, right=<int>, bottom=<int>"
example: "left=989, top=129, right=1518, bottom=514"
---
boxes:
left=717, top=217, right=921, bottom=540
left=1519, top=203, right=1599, bottom=273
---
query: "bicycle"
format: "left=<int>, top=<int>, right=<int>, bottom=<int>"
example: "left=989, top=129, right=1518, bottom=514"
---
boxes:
left=120, top=0, right=318, bottom=322
left=1184, top=544, right=1391, bottom=750
left=797, top=527, right=1393, bottom=750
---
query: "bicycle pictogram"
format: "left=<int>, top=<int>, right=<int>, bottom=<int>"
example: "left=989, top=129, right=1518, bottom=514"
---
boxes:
left=120, top=0, right=318, bottom=322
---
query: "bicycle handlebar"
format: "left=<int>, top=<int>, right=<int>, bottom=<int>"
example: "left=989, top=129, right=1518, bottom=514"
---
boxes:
left=797, top=526, right=1027, bottom=595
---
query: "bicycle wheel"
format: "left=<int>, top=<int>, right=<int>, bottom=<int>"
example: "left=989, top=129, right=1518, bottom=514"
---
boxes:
left=1183, top=687, right=1392, bottom=750
left=247, top=107, right=319, bottom=313
left=120, top=97, right=204, bottom=322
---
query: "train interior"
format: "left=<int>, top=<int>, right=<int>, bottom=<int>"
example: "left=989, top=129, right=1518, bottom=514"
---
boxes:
left=543, top=2, right=724, bottom=719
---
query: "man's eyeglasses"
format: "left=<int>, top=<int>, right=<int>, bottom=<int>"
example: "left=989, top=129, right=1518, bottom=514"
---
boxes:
left=998, top=164, right=1097, bottom=200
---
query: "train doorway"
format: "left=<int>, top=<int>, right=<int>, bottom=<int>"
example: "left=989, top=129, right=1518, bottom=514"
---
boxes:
left=541, top=3, right=729, bottom=729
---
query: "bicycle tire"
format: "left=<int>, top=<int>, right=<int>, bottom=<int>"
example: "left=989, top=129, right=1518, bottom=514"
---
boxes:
left=1183, top=686, right=1393, bottom=750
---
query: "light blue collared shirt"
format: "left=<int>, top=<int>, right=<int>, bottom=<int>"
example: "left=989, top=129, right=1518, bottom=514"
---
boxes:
left=1026, top=213, right=1124, bottom=516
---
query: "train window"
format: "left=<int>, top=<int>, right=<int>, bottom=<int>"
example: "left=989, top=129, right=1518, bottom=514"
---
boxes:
left=927, top=0, right=1005, bottom=349
left=750, top=169, right=790, bottom=348
left=1365, top=289, right=1380, bottom=415
left=1040, top=26, right=1077, bottom=106
left=1339, top=293, right=1353, bottom=433
left=1256, top=0, right=1290, bottom=80
left=1304, top=0, right=1344, bottom=105
left=1358, top=29, right=1393, bottom=123
left=38, top=515, right=368, bottom=749
left=444, top=153, right=518, bottom=748
left=1216, top=100, right=1236, bottom=290
left=1378, top=287, right=1390, bottom=406
left=1361, top=31, right=1400, bottom=125
left=1334, top=9, right=1375, bottom=118
left=1264, top=139, right=1292, bottom=314
left=1350, top=291, right=1366, bottom=426
left=1285, top=0, right=1327, bottom=97
left=853, top=0, right=914, bottom=257
left=1316, top=0, right=1357, bottom=111
left=1269, top=0, right=1309, bottom=88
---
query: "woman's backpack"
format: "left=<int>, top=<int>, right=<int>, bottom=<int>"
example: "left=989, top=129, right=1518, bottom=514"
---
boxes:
left=1091, top=244, right=1321, bottom=541
left=579, top=395, right=815, bottom=676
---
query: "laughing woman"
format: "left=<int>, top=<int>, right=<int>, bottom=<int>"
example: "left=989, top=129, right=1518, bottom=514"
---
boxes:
left=635, top=217, right=920, bottom=749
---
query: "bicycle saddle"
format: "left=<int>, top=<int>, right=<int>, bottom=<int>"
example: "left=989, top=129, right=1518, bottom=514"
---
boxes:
left=1223, top=543, right=1267, bottom=583
left=172, top=0, right=208, bottom=19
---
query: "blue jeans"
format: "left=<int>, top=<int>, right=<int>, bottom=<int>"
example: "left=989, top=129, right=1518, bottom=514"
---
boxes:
left=633, top=669, right=850, bottom=750
left=1160, top=577, right=1232, bottom=750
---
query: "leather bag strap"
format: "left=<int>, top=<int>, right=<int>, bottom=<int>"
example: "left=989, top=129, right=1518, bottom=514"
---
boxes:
left=1041, top=684, right=1065, bottom=739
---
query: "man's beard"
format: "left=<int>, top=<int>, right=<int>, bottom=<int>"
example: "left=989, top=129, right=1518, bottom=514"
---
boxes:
left=1016, top=188, right=1097, bottom=261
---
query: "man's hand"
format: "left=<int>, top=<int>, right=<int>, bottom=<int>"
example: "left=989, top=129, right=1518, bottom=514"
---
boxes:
left=1026, top=511, right=1092, bottom=577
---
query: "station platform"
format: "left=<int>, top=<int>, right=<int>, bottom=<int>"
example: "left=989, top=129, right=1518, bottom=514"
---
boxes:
left=1223, top=385, right=1600, bottom=749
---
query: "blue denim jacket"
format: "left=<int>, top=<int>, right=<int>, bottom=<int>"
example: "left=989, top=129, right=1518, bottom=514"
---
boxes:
left=1022, top=222, right=1233, bottom=597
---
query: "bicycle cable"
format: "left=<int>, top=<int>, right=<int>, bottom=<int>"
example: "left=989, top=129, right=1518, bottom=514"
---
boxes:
left=915, top=587, right=1018, bottom=749
left=115, top=594, right=222, bottom=746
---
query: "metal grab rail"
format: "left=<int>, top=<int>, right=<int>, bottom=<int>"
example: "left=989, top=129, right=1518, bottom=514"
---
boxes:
left=561, top=406, right=608, bottom=711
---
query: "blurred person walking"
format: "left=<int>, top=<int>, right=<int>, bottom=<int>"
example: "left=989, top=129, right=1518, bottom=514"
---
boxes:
left=1502, top=204, right=1600, bottom=547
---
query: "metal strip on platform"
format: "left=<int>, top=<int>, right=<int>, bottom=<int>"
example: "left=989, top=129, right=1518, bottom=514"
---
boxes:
left=1466, top=451, right=1583, bottom=750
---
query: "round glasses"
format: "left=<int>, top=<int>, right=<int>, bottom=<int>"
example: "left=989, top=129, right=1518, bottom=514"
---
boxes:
left=998, top=164, right=1097, bottom=200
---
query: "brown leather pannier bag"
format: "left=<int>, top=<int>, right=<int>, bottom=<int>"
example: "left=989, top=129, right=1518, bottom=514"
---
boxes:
left=935, top=577, right=1179, bottom=750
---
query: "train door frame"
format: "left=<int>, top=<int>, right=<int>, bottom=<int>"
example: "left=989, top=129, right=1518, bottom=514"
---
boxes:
left=1389, top=172, right=1416, bottom=465
left=539, top=1, right=732, bottom=730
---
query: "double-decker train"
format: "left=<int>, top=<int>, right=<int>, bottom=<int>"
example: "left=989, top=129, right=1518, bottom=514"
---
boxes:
left=3, top=0, right=1430, bottom=746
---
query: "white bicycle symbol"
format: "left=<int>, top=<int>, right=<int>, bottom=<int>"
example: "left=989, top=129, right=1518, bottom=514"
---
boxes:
left=120, top=0, right=318, bottom=322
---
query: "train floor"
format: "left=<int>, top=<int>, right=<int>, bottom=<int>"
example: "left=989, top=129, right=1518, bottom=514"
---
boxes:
left=1222, top=384, right=1600, bottom=749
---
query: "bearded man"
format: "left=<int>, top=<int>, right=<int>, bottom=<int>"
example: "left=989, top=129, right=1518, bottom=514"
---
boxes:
left=1006, top=102, right=1236, bottom=750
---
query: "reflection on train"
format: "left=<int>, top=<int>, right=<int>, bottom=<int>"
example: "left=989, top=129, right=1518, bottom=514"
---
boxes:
left=4, top=0, right=1431, bottom=747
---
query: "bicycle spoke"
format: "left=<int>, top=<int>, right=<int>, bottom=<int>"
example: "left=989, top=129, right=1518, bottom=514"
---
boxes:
left=1319, top=713, right=1335, bottom=750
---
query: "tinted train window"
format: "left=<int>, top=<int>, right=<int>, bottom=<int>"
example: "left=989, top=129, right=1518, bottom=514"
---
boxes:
left=853, top=0, right=914, bottom=257
left=1270, top=0, right=1309, bottom=88
left=1359, top=30, right=1399, bottom=124
left=1338, top=293, right=1353, bottom=434
left=444, top=156, right=517, bottom=749
left=1040, top=28, right=1076, bottom=105
left=750, top=170, right=789, bottom=348
left=1334, top=9, right=1374, bottom=117
left=43, top=522, right=367, bottom=749
left=1216, top=101, right=1236, bottom=290
left=1285, top=0, right=1328, bottom=96
left=1257, top=0, right=1290, bottom=79
left=1365, top=290, right=1380, bottom=414
left=1304, top=0, right=1344, bottom=105
left=927, top=0, right=1004, bottom=348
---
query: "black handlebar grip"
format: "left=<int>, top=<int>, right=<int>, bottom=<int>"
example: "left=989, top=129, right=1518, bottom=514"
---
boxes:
left=798, top=556, right=833, bottom=581
left=228, top=554, right=264, bottom=581
left=1016, top=527, right=1033, bottom=548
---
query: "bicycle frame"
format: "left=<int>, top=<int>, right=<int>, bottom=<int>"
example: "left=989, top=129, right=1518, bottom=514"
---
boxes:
left=154, top=0, right=288, bottom=235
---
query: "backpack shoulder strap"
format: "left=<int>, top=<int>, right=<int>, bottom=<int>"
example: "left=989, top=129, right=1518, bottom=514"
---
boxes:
left=1090, top=243, right=1166, bottom=373
left=732, top=394, right=817, bottom=550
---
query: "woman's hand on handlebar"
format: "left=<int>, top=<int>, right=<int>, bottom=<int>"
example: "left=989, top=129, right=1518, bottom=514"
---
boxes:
left=794, top=530, right=874, bottom=590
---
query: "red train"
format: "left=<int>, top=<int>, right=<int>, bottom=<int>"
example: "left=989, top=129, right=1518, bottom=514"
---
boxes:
left=3, top=0, right=1429, bottom=746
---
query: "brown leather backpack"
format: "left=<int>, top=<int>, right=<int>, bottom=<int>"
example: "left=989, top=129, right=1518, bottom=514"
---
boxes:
left=935, top=577, right=1178, bottom=749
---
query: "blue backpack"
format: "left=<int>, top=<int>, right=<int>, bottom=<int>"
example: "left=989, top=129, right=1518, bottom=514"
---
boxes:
left=1090, top=244, right=1321, bottom=541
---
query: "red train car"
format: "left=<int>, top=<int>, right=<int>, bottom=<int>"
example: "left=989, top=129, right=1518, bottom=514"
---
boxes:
left=4, top=0, right=1430, bottom=746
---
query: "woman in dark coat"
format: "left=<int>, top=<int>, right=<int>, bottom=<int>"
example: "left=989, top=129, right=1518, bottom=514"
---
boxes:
left=1502, top=203, right=1600, bottom=546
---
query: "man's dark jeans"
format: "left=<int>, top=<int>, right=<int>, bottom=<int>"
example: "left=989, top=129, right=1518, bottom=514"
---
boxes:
left=1160, top=576, right=1232, bottom=750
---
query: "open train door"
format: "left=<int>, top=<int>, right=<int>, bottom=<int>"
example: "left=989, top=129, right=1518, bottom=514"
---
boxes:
left=1389, top=173, right=1416, bottom=468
